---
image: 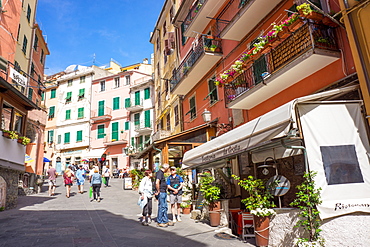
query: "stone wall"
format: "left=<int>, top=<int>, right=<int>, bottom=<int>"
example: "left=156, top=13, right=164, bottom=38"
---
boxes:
left=0, top=167, right=20, bottom=210
left=269, top=208, right=370, bottom=246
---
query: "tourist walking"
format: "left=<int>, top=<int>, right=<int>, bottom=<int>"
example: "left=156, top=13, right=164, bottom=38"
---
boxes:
left=47, top=164, right=57, bottom=196
left=155, top=163, right=174, bottom=227
left=63, top=166, right=74, bottom=198
left=102, top=165, right=111, bottom=187
left=138, top=169, right=154, bottom=226
left=89, top=169, right=102, bottom=202
left=76, top=165, right=86, bottom=194
left=167, top=167, right=184, bottom=222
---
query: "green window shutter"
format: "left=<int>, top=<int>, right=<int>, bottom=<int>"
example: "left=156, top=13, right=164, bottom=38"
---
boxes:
left=112, top=122, right=119, bottom=140
left=124, top=121, right=130, bottom=130
left=78, top=107, right=84, bottom=118
left=78, top=88, right=85, bottom=98
left=76, top=130, right=82, bottom=142
left=48, top=130, right=54, bottom=143
left=144, top=88, right=150, bottom=99
left=125, top=98, right=131, bottom=108
left=134, top=91, right=140, bottom=105
left=49, top=106, right=55, bottom=118
left=98, top=100, right=105, bottom=116
left=57, top=135, right=61, bottom=144
left=66, top=92, right=72, bottom=102
left=113, top=97, right=120, bottom=110
left=134, top=113, right=140, bottom=126
left=97, top=125, right=105, bottom=139
left=65, top=109, right=71, bottom=120
left=28, top=88, right=33, bottom=100
left=144, top=110, right=151, bottom=128
left=138, top=136, right=143, bottom=149
left=50, top=89, right=56, bottom=99
left=131, top=137, right=135, bottom=147
left=64, top=132, right=70, bottom=143
left=41, top=91, right=45, bottom=101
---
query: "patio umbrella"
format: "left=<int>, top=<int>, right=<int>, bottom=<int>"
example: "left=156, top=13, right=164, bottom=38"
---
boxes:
left=43, top=157, right=51, bottom=162
left=25, top=154, right=34, bottom=163
left=82, top=159, right=89, bottom=162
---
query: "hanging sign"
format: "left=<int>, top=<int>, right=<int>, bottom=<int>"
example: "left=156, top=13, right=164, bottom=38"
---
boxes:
left=267, top=175, right=291, bottom=196
left=10, top=67, right=27, bottom=86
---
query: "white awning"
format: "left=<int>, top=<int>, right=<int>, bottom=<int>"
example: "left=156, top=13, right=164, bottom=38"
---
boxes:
left=182, top=85, right=359, bottom=168
left=84, top=148, right=106, bottom=158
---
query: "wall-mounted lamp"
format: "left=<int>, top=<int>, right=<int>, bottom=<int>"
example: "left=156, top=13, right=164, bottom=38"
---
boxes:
left=202, top=109, right=212, bottom=123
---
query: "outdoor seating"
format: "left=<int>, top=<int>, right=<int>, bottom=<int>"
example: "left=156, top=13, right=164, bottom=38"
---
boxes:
left=240, top=212, right=255, bottom=241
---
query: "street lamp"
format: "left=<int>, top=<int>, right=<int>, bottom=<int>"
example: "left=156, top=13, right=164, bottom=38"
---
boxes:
left=202, top=109, right=212, bottom=122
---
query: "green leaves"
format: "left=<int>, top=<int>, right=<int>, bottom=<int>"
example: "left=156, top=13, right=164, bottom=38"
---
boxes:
left=199, top=173, right=221, bottom=205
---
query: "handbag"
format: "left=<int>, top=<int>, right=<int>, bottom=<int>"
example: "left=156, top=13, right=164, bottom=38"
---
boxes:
left=102, top=176, right=106, bottom=185
left=89, top=187, right=93, bottom=198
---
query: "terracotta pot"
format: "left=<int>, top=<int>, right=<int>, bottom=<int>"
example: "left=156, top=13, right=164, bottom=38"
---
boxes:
left=17, top=139, right=23, bottom=144
left=288, top=18, right=304, bottom=32
left=306, top=11, right=324, bottom=22
left=278, top=27, right=290, bottom=39
left=209, top=211, right=221, bottom=227
left=182, top=207, right=191, bottom=214
left=253, top=215, right=270, bottom=247
left=267, top=36, right=280, bottom=48
left=2, top=132, right=10, bottom=138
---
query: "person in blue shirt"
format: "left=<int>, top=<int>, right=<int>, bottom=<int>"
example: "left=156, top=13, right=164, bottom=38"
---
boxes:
left=76, top=165, right=86, bottom=194
left=167, top=167, right=184, bottom=222
left=89, top=169, right=102, bottom=202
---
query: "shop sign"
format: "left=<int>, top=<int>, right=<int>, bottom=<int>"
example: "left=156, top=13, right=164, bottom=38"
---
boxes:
left=10, top=67, right=27, bottom=86
left=202, top=143, right=242, bottom=163
left=62, top=150, right=83, bottom=156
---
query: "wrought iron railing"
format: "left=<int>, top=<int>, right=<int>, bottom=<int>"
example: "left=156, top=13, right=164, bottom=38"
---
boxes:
left=170, top=36, right=222, bottom=91
left=0, top=61, right=44, bottom=107
left=225, top=23, right=338, bottom=105
left=183, top=0, right=206, bottom=34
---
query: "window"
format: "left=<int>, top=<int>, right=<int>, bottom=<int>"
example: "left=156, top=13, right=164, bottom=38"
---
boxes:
left=78, top=107, right=84, bottom=119
left=144, top=88, right=150, bottom=100
left=65, top=109, right=71, bottom=120
left=97, top=124, right=105, bottom=139
left=124, top=121, right=130, bottom=130
left=134, top=91, right=140, bottom=106
left=174, top=105, right=179, bottom=126
left=78, top=88, right=85, bottom=100
left=41, top=91, right=45, bottom=101
left=131, top=137, right=135, bottom=147
left=207, top=77, right=218, bottom=104
left=125, top=98, right=131, bottom=108
left=100, top=81, right=105, bottom=91
left=26, top=4, right=31, bottom=23
left=163, top=21, right=167, bottom=37
left=76, top=130, right=83, bottom=142
left=30, top=63, right=35, bottom=76
left=112, top=122, right=119, bottom=141
left=67, top=79, right=73, bottom=87
left=125, top=76, right=130, bottom=85
left=66, top=92, right=72, bottom=103
left=48, top=130, right=54, bottom=143
left=50, top=89, right=56, bottom=99
left=57, top=135, right=61, bottom=144
left=189, top=96, right=196, bottom=120
left=181, top=23, right=187, bottom=46
left=114, top=77, right=120, bottom=88
left=98, top=101, right=105, bottom=116
left=40, top=49, right=44, bottom=64
left=144, top=110, right=151, bottom=128
left=28, top=88, right=33, bottom=100
left=166, top=113, right=170, bottom=131
left=48, top=106, right=55, bottom=119
left=22, top=35, right=28, bottom=54
left=113, top=97, right=120, bottom=110
left=134, top=113, right=140, bottom=126
left=80, top=76, right=85, bottom=83
left=253, top=55, right=268, bottom=85
left=33, top=34, right=38, bottom=50
left=64, top=132, right=70, bottom=144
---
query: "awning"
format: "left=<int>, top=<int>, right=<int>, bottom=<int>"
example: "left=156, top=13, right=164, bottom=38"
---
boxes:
left=84, top=148, right=106, bottom=158
left=182, top=85, right=359, bottom=168
left=43, top=157, right=51, bottom=162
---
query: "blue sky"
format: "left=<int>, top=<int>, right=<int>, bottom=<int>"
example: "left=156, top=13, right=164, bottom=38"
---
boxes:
left=36, top=0, right=164, bottom=75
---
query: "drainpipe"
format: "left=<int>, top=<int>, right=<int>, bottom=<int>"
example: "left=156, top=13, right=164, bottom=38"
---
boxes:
left=280, top=128, right=309, bottom=173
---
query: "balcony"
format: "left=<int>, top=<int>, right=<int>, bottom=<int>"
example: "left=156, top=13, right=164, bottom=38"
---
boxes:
left=175, top=0, right=225, bottom=38
left=152, top=129, right=171, bottom=142
left=225, top=23, right=340, bottom=109
left=91, top=107, right=112, bottom=123
left=218, top=0, right=282, bottom=41
left=125, top=99, right=143, bottom=112
left=171, top=36, right=223, bottom=95
left=103, top=132, right=128, bottom=146
left=0, top=59, right=42, bottom=110
left=134, top=121, right=153, bottom=135
left=131, top=78, right=153, bottom=89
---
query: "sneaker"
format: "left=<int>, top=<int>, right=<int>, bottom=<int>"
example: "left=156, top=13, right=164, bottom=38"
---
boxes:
left=157, top=223, right=168, bottom=228
left=167, top=221, right=175, bottom=226
left=97, top=198, right=101, bottom=202
left=142, top=221, right=148, bottom=226
left=177, top=216, right=182, bottom=222
left=90, top=199, right=95, bottom=202
left=147, top=218, right=152, bottom=224
left=172, top=218, right=177, bottom=223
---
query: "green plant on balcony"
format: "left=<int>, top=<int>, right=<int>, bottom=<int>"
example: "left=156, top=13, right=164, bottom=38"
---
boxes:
left=209, top=44, right=218, bottom=52
left=231, top=60, right=244, bottom=74
left=297, top=3, right=312, bottom=15
left=316, top=37, right=330, bottom=44
left=18, top=136, right=31, bottom=145
left=183, top=66, right=191, bottom=74
left=253, top=37, right=268, bottom=54
left=194, top=3, right=202, bottom=13
left=2, top=129, right=18, bottom=139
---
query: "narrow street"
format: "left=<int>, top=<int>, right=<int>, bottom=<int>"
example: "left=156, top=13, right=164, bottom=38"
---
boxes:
left=0, top=178, right=254, bottom=247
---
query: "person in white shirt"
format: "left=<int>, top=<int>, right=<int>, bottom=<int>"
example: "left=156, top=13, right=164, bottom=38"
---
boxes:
left=138, top=170, right=154, bottom=226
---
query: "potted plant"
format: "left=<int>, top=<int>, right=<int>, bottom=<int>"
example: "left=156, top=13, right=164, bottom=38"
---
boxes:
left=290, top=171, right=324, bottom=247
left=297, top=3, right=323, bottom=22
left=180, top=200, right=192, bottom=214
left=209, top=44, right=220, bottom=52
left=199, top=173, right=221, bottom=226
left=2, top=130, right=18, bottom=139
left=232, top=175, right=276, bottom=247
left=18, top=136, right=31, bottom=145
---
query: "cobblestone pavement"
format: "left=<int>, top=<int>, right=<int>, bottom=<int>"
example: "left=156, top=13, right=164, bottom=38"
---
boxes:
left=0, top=177, right=256, bottom=247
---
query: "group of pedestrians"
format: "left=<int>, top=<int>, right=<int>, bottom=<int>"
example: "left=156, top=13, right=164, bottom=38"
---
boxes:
left=46, top=163, right=112, bottom=202
left=138, top=163, right=184, bottom=228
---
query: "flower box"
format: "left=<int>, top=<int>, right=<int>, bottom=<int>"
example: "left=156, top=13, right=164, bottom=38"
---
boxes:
left=288, top=18, right=304, bottom=32
left=267, top=36, right=280, bottom=48
left=278, top=27, right=290, bottom=40
left=302, top=11, right=324, bottom=22
left=322, top=16, right=339, bottom=27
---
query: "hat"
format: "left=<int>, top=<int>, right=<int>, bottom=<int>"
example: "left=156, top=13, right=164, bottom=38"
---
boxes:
left=170, top=166, right=177, bottom=170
